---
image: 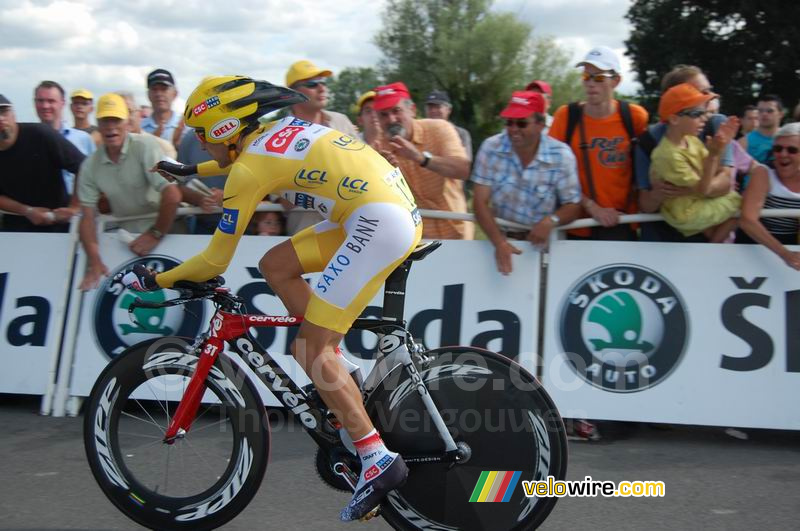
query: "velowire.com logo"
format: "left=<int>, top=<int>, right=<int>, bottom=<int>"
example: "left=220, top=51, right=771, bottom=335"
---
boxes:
left=93, top=255, right=206, bottom=359
left=558, top=264, right=688, bottom=392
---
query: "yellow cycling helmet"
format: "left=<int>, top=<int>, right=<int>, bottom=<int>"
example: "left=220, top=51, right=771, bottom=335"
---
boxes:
left=184, top=75, right=307, bottom=144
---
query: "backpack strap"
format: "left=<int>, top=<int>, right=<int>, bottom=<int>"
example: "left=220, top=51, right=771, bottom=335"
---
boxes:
left=565, top=102, right=583, bottom=147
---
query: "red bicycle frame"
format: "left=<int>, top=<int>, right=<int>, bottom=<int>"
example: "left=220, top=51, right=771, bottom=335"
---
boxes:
left=164, top=308, right=303, bottom=442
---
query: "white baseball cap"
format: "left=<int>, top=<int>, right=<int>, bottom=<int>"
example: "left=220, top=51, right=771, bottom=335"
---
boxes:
left=576, top=46, right=621, bottom=73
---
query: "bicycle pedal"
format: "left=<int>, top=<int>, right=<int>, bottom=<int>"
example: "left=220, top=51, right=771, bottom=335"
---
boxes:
left=360, top=506, right=380, bottom=521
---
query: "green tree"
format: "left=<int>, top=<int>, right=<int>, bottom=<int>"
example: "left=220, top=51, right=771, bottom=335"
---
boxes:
left=625, top=1, right=800, bottom=116
left=525, top=35, right=584, bottom=112
left=375, top=0, right=533, bottom=143
left=327, top=67, right=384, bottom=122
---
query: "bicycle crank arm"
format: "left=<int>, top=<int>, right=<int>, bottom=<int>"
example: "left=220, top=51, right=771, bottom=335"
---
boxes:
left=333, top=461, right=359, bottom=492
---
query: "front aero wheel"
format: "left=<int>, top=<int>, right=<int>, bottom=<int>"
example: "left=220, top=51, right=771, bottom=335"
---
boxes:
left=83, top=337, right=270, bottom=530
left=366, top=347, right=567, bottom=530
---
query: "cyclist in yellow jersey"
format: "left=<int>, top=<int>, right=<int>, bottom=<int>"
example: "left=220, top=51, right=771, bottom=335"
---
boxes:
left=117, top=76, right=421, bottom=521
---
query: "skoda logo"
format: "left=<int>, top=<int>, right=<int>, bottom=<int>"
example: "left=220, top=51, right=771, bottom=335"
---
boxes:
left=294, top=138, right=310, bottom=152
left=93, top=255, right=206, bottom=359
left=558, top=264, right=688, bottom=392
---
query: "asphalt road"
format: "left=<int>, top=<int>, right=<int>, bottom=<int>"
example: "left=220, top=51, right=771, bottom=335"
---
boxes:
left=1, top=395, right=798, bottom=530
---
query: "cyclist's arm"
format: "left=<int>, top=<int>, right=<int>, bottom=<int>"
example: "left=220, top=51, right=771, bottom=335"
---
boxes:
left=155, top=162, right=262, bottom=288
left=197, top=160, right=232, bottom=177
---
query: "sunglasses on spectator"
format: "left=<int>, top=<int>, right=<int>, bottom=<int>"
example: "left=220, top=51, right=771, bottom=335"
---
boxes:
left=581, top=72, right=616, bottom=83
left=772, top=145, right=799, bottom=154
left=677, top=109, right=708, bottom=119
left=298, top=78, right=327, bottom=89
left=504, top=119, right=530, bottom=128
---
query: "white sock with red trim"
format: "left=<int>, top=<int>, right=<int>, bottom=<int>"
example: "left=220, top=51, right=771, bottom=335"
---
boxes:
left=335, top=346, right=361, bottom=376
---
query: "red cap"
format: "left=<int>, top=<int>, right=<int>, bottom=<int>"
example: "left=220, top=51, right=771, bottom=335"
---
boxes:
left=373, top=82, right=411, bottom=111
left=500, top=91, right=546, bottom=118
left=525, top=80, right=552, bottom=95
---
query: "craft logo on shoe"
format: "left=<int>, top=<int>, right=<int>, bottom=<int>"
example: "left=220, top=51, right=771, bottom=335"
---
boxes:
left=469, top=471, right=522, bottom=502
left=218, top=208, right=239, bottom=234
left=209, top=118, right=240, bottom=140
left=294, top=168, right=328, bottom=189
left=558, top=264, right=688, bottom=392
left=93, top=256, right=206, bottom=359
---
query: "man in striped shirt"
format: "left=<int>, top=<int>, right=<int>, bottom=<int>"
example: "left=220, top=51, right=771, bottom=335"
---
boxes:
left=472, top=91, right=582, bottom=274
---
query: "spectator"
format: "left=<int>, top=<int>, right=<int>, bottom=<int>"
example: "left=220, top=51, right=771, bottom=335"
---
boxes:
left=741, top=94, right=786, bottom=164
left=737, top=122, right=800, bottom=269
left=69, top=89, right=102, bottom=146
left=34, top=80, right=95, bottom=195
left=251, top=210, right=285, bottom=236
left=175, top=131, right=226, bottom=234
left=373, top=82, right=472, bottom=239
left=354, top=90, right=384, bottom=149
left=117, top=91, right=176, bottom=158
left=472, top=91, right=581, bottom=274
left=78, top=93, right=182, bottom=289
left=650, top=83, right=741, bottom=242
left=635, top=65, right=736, bottom=242
left=283, top=59, right=360, bottom=234
left=738, top=104, right=759, bottom=140
left=0, top=94, right=83, bottom=232
left=794, top=102, right=800, bottom=122
left=140, top=104, right=152, bottom=119
left=141, top=69, right=186, bottom=148
left=424, top=90, right=473, bottom=159
left=549, top=46, right=648, bottom=240
left=525, top=80, right=554, bottom=128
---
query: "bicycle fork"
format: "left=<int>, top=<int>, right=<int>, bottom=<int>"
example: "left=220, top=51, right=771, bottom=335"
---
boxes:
left=163, top=335, right=222, bottom=442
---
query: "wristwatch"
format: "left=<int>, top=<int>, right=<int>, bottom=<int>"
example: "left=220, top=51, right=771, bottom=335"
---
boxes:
left=147, top=227, right=164, bottom=240
left=548, top=214, right=561, bottom=226
left=420, top=151, right=433, bottom=167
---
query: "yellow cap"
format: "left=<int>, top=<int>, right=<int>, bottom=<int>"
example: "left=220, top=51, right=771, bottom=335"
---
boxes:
left=96, top=93, right=129, bottom=120
left=353, top=90, right=376, bottom=114
left=70, top=88, right=94, bottom=100
left=285, top=60, right=332, bottom=87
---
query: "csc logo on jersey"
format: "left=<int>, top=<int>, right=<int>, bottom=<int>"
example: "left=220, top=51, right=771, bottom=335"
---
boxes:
left=93, top=256, right=206, bottom=359
left=265, top=126, right=305, bottom=154
left=331, top=135, right=366, bottom=151
left=208, top=118, right=240, bottom=141
left=294, top=168, right=328, bottom=189
left=337, top=176, right=368, bottom=200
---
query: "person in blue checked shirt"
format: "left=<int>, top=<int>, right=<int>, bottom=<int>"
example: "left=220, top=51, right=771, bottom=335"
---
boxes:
left=471, top=91, right=582, bottom=274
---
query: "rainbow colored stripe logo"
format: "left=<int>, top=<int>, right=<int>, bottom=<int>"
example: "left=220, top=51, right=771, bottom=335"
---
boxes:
left=469, top=471, right=522, bottom=502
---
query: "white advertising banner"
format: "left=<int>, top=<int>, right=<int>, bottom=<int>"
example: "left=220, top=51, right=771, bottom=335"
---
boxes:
left=543, top=240, right=800, bottom=430
left=68, top=234, right=539, bottom=405
left=0, top=233, right=74, bottom=394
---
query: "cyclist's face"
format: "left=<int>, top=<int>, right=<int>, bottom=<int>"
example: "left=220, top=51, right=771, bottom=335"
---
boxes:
left=34, top=87, right=65, bottom=127
left=98, top=117, right=128, bottom=150
left=201, top=139, right=233, bottom=168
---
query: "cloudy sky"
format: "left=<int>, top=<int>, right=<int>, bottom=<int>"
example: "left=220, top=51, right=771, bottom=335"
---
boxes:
left=1, top=0, right=638, bottom=123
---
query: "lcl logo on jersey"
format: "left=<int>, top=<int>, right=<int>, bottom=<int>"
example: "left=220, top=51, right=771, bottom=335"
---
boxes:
left=558, top=264, right=688, bottom=392
left=294, top=168, right=328, bottom=189
left=93, top=256, right=206, bottom=359
left=331, top=135, right=366, bottom=151
left=337, top=176, right=368, bottom=200
left=209, top=118, right=240, bottom=140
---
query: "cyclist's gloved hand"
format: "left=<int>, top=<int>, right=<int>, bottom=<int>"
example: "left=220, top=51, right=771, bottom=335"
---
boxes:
left=150, top=159, right=198, bottom=184
left=114, top=264, right=160, bottom=292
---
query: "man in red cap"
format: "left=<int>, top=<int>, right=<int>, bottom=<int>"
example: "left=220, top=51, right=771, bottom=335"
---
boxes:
left=372, top=82, right=472, bottom=239
left=525, top=80, right=554, bottom=128
left=471, top=91, right=582, bottom=273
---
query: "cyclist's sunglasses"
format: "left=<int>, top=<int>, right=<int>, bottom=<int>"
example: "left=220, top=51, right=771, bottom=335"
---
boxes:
left=298, top=78, right=327, bottom=89
left=194, top=129, right=206, bottom=142
left=772, top=144, right=799, bottom=155
left=504, top=118, right=530, bottom=128
left=677, top=108, right=708, bottom=119
left=581, top=72, right=617, bottom=83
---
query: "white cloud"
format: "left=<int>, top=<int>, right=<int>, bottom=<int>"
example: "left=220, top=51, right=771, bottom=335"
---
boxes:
left=1, top=0, right=637, bottom=122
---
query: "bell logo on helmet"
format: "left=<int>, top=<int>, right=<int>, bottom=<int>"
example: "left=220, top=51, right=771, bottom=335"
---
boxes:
left=209, top=118, right=240, bottom=140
